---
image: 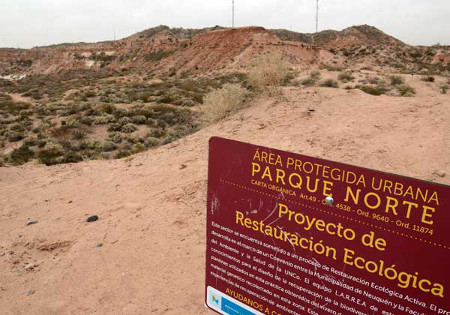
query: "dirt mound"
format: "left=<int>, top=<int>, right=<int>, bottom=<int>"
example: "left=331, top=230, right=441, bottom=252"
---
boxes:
left=158, top=27, right=317, bottom=73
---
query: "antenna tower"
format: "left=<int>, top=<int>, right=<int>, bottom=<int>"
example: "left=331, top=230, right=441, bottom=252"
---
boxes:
left=232, top=0, right=235, bottom=27
left=315, top=0, right=319, bottom=33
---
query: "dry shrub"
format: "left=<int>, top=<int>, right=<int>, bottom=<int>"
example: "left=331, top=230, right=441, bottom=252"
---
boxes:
left=301, top=71, right=321, bottom=86
left=397, top=84, right=416, bottom=97
left=390, top=75, right=404, bottom=86
left=421, top=76, right=435, bottom=82
left=320, top=79, right=339, bottom=88
left=202, top=84, right=248, bottom=123
left=247, top=52, right=291, bottom=90
left=338, top=72, right=355, bottom=82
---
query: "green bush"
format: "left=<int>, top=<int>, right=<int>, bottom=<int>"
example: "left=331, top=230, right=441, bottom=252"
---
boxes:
left=94, top=116, right=110, bottom=125
left=71, top=130, right=87, bottom=140
left=23, top=137, right=39, bottom=146
left=131, top=115, right=148, bottom=124
left=115, top=149, right=131, bottom=159
left=359, top=85, right=386, bottom=96
left=131, top=143, right=146, bottom=154
left=37, top=142, right=65, bottom=165
left=390, top=75, right=404, bottom=86
left=121, top=123, right=138, bottom=133
left=301, top=77, right=316, bottom=86
left=310, top=71, right=321, bottom=80
left=421, top=76, right=435, bottom=82
left=150, top=128, right=167, bottom=138
left=8, top=131, right=24, bottom=142
left=144, top=137, right=159, bottom=148
left=9, top=145, right=35, bottom=165
left=108, top=123, right=122, bottom=132
left=100, top=140, right=117, bottom=152
left=109, top=132, right=123, bottom=144
left=62, top=152, right=83, bottom=164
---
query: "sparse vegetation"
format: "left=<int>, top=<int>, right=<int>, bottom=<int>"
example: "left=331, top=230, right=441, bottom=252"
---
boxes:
left=321, top=64, right=344, bottom=72
left=0, top=71, right=249, bottom=165
left=144, top=50, right=176, bottom=62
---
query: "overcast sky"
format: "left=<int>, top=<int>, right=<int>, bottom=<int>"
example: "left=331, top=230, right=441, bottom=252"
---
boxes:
left=1, top=0, right=449, bottom=48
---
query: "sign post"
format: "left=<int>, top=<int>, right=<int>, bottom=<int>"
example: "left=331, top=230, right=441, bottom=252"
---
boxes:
left=205, top=137, right=450, bottom=315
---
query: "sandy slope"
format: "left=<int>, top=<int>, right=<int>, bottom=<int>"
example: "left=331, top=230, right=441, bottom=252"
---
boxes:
left=0, top=83, right=449, bottom=315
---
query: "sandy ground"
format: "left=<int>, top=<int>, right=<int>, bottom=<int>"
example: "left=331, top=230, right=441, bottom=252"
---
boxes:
left=0, top=81, right=449, bottom=315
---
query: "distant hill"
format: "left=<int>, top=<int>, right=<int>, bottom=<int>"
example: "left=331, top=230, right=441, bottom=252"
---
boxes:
left=271, top=25, right=405, bottom=48
left=0, top=25, right=449, bottom=76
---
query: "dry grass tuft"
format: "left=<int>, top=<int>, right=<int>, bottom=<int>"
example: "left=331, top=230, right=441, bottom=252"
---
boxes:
left=247, top=52, right=291, bottom=90
left=202, top=84, right=249, bottom=123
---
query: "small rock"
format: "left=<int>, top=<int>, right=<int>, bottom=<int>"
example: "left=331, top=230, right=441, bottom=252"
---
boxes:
left=25, top=263, right=36, bottom=270
left=96, top=243, right=103, bottom=248
left=86, top=215, right=99, bottom=223
left=26, top=219, right=38, bottom=226
left=68, top=200, right=73, bottom=204
left=0, top=252, right=5, bottom=257
left=436, top=170, right=446, bottom=178
left=26, top=290, right=35, bottom=296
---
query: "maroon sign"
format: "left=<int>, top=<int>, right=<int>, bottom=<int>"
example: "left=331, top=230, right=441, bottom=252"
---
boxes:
left=205, top=137, right=450, bottom=315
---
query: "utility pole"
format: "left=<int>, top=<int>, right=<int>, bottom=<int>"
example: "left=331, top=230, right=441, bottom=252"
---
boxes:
left=315, top=0, right=319, bottom=33
left=232, top=0, right=235, bottom=28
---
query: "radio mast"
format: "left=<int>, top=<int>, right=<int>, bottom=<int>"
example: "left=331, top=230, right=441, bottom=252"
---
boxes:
left=316, top=0, right=319, bottom=33
left=232, top=0, right=235, bottom=27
